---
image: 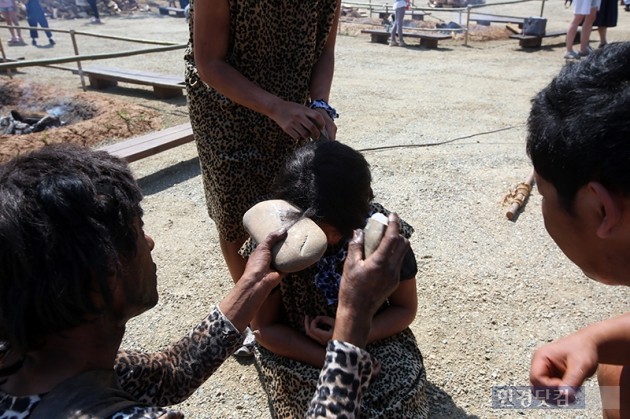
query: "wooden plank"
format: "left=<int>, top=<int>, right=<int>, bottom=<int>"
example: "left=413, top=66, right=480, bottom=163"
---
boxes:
left=73, top=66, right=185, bottom=99
left=98, top=123, right=194, bottom=162
left=360, top=29, right=451, bottom=48
left=471, top=15, right=524, bottom=27
left=159, top=6, right=185, bottom=17
left=0, top=56, right=24, bottom=73
left=510, top=30, right=579, bottom=49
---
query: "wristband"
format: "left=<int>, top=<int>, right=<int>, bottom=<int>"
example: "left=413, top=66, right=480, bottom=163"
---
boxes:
left=309, top=99, right=339, bottom=120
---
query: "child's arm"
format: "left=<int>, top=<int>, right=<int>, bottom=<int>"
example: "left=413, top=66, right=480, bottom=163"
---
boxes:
left=367, top=278, right=417, bottom=344
left=252, top=288, right=328, bottom=369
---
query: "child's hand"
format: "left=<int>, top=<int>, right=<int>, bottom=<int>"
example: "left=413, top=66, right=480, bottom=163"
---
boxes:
left=305, top=315, right=335, bottom=345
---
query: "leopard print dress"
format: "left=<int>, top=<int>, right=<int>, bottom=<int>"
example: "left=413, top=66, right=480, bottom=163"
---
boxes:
left=184, top=0, right=339, bottom=242
left=245, top=204, right=429, bottom=418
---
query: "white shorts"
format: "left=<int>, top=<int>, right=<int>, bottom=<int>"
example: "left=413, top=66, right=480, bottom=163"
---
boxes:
left=573, top=0, right=601, bottom=15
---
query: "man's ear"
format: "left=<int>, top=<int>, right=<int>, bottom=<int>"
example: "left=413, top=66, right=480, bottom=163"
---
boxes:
left=588, top=182, right=622, bottom=239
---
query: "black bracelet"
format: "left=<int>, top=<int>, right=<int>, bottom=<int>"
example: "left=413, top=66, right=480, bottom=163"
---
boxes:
left=309, top=99, right=339, bottom=120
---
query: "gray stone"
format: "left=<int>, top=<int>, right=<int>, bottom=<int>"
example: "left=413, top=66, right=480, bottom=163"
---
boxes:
left=243, top=200, right=327, bottom=273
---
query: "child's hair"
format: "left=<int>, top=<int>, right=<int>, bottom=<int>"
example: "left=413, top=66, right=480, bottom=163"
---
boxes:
left=272, top=140, right=373, bottom=238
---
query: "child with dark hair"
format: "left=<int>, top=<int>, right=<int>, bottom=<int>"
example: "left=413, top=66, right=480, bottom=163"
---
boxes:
left=244, top=140, right=428, bottom=418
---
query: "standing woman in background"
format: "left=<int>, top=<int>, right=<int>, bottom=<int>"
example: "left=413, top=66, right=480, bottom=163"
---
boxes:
left=184, top=0, right=341, bottom=288
left=390, top=0, right=409, bottom=46
left=593, top=0, right=617, bottom=48
left=0, top=0, right=24, bottom=46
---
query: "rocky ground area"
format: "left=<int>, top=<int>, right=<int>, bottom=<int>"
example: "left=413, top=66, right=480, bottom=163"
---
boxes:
left=1, top=2, right=630, bottom=417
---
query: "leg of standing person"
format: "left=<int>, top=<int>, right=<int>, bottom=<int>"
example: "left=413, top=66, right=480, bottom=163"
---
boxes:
left=395, top=6, right=406, bottom=45
left=1, top=11, right=17, bottom=42
left=598, top=364, right=630, bottom=419
left=8, top=8, right=24, bottom=44
left=87, top=0, right=100, bottom=23
left=220, top=236, right=248, bottom=284
left=597, top=26, right=607, bottom=46
left=389, top=13, right=399, bottom=46
left=38, top=12, right=54, bottom=44
left=27, top=13, right=38, bottom=45
left=579, top=5, right=598, bottom=54
left=565, top=13, right=585, bottom=58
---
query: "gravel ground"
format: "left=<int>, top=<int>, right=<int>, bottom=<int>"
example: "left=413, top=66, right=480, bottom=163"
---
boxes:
left=5, top=2, right=630, bottom=417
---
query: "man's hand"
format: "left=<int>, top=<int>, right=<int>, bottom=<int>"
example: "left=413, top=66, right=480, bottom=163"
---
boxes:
left=240, top=229, right=286, bottom=288
left=530, top=332, right=599, bottom=397
left=333, top=213, right=409, bottom=347
left=218, top=229, right=286, bottom=332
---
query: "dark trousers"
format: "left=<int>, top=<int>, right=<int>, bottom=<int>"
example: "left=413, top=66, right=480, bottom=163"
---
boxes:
left=87, top=0, right=100, bottom=19
left=26, top=1, right=52, bottom=40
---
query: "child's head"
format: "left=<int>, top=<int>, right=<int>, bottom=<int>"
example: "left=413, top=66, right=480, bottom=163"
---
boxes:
left=272, top=140, right=373, bottom=239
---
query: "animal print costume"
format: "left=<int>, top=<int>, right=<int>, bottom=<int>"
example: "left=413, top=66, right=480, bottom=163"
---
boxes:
left=0, top=307, right=373, bottom=418
left=243, top=204, right=429, bottom=418
left=184, top=0, right=339, bottom=242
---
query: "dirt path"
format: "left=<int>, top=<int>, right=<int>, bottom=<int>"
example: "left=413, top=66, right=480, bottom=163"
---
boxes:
left=3, top=3, right=630, bottom=417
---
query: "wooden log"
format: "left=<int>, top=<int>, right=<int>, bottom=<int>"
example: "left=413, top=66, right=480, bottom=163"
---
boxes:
left=506, top=170, right=535, bottom=220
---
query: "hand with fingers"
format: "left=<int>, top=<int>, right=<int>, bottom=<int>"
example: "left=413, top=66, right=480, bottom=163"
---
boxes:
left=305, top=315, right=335, bottom=345
left=333, top=213, right=409, bottom=348
left=529, top=332, right=599, bottom=401
left=271, top=101, right=334, bottom=141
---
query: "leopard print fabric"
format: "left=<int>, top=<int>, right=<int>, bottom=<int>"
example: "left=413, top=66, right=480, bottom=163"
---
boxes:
left=114, top=306, right=243, bottom=407
left=306, top=340, right=376, bottom=418
left=244, top=204, right=429, bottom=418
left=184, top=0, right=339, bottom=242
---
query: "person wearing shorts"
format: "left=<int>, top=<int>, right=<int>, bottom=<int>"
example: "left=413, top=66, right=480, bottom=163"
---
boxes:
left=0, top=0, right=25, bottom=46
left=564, top=0, right=601, bottom=59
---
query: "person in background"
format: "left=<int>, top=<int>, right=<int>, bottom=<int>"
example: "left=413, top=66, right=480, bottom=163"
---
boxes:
left=86, top=0, right=102, bottom=24
left=0, top=0, right=25, bottom=46
left=564, top=0, right=600, bottom=59
left=527, top=42, right=630, bottom=418
left=593, top=0, right=617, bottom=48
left=184, top=0, right=341, bottom=356
left=25, top=0, right=54, bottom=46
left=390, top=0, right=409, bottom=46
left=0, top=144, right=409, bottom=418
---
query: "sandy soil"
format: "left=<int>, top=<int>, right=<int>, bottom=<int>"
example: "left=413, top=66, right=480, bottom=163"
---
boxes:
left=3, top=2, right=630, bottom=418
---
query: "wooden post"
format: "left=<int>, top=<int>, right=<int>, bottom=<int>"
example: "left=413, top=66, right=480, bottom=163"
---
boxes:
left=464, top=5, right=472, bottom=46
left=70, top=30, right=86, bottom=92
left=506, top=170, right=535, bottom=220
left=0, top=39, right=11, bottom=79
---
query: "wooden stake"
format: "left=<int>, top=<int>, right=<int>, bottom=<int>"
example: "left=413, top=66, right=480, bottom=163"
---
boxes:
left=506, top=170, right=535, bottom=220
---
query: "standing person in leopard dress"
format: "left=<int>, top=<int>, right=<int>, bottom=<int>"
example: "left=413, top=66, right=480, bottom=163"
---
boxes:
left=184, top=0, right=341, bottom=291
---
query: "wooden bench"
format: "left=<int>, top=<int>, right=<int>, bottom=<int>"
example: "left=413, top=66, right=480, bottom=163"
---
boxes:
left=159, top=6, right=185, bottom=17
left=73, top=66, right=185, bottom=99
left=510, top=29, right=580, bottom=48
left=471, top=15, right=524, bottom=28
left=97, top=123, right=194, bottom=162
left=361, top=29, right=451, bottom=49
left=0, top=56, right=24, bottom=73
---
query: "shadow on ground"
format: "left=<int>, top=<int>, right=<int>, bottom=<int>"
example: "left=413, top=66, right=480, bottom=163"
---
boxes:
left=137, top=155, right=199, bottom=195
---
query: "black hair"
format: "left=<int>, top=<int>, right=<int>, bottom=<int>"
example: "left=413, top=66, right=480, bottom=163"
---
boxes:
left=272, top=140, right=373, bottom=238
left=0, top=144, right=143, bottom=352
left=526, top=42, right=630, bottom=212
